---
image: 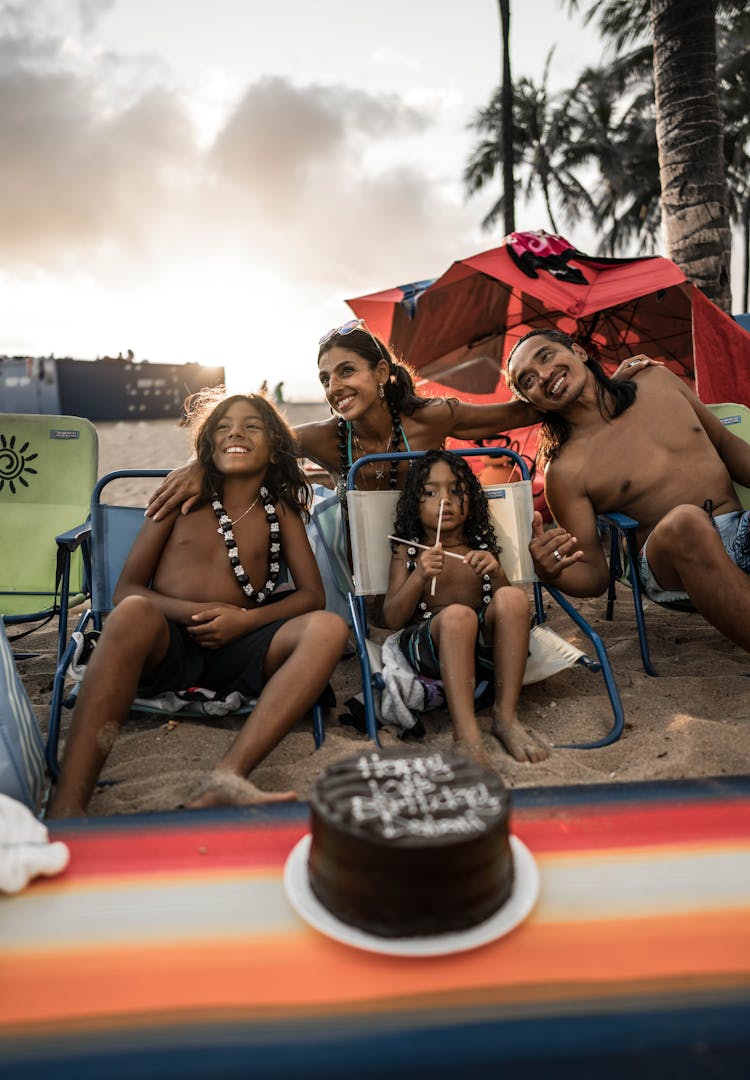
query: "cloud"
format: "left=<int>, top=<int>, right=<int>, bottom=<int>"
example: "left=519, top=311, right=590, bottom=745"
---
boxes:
left=0, top=8, right=477, bottom=289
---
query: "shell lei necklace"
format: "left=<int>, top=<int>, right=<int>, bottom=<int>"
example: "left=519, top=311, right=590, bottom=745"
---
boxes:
left=404, top=538, right=493, bottom=619
left=211, top=485, right=281, bottom=604
left=217, top=492, right=260, bottom=531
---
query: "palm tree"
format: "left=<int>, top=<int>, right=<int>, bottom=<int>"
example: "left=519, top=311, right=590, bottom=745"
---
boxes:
left=650, top=0, right=732, bottom=311
left=498, top=0, right=516, bottom=234
left=465, top=52, right=592, bottom=234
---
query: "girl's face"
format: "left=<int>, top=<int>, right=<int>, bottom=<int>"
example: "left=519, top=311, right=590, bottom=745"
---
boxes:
left=418, top=460, right=468, bottom=530
left=318, top=346, right=389, bottom=419
left=211, top=400, right=272, bottom=476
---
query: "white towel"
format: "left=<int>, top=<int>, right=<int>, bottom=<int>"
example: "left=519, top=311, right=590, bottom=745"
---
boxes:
left=0, top=794, right=70, bottom=894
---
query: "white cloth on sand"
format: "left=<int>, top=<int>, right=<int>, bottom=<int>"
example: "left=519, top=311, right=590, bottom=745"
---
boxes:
left=0, top=793, right=70, bottom=894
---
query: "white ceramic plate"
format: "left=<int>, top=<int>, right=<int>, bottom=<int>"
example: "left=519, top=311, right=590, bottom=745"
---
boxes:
left=283, top=833, right=539, bottom=957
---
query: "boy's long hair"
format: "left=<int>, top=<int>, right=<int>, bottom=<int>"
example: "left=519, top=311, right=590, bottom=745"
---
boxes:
left=184, top=388, right=312, bottom=519
left=504, top=329, right=637, bottom=462
left=392, top=450, right=500, bottom=556
left=318, top=326, right=429, bottom=417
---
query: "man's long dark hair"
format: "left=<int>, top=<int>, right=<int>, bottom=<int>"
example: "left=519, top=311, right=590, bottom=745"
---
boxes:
left=504, top=329, right=637, bottom=462
left=392, top=450, right=500, bottom=556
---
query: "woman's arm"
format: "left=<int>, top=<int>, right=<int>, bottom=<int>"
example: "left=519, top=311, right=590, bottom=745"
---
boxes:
left=145, top=462, right=204, bottom=520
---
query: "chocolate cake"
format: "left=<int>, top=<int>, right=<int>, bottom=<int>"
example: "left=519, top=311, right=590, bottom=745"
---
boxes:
left=307, top=748, right=514, bottom=938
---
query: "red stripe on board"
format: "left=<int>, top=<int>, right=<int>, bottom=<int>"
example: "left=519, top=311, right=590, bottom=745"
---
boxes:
left=43, top=821, right=308, bottom=879
left=514, top=799, right=750, bottom=854
left=42, top=798, right=750, bottom=883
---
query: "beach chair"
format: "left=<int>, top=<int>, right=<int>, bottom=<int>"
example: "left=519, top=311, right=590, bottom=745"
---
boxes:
left=600, top=402, right=750, bottom=675
left=0, top=414, right=97, bottom=661
left=346, top=447, right=625, bottom=750
left=46, top=470, right=325, bottom=778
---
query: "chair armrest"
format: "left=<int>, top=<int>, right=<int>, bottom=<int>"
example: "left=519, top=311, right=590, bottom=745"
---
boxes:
left=55, top=520, right=91, bottom=553
left=598, top=511, right=639, bottom=533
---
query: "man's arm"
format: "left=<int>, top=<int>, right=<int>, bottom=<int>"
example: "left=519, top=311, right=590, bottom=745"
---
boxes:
left=688, top=394, right=750, bottom=489
left=530, top=464, right=610, bottom=598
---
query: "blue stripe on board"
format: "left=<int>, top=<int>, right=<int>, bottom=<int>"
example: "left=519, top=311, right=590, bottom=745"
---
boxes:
left=3, top=999, right=749, bottom=1080
left=47, top=774, right=750, bottom=840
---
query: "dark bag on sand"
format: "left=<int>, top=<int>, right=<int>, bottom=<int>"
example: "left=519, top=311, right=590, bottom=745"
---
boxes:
left=0, top=621, right=46, bottom=810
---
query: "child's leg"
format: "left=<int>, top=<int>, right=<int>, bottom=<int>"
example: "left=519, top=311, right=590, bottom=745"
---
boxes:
left=187, top=611, right=349, bottom=809
left=485, top=587, right=549, bottom=763
left=429, top=605, right=493, bottom=770
left=47, top=595, right=172, bottom=818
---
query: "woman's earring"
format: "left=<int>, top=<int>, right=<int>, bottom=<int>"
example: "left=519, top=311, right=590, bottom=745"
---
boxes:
left=378, top=383, right=385, bottom=400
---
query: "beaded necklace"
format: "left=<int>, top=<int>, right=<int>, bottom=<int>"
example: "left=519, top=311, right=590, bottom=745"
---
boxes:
left=404, top=538, right=493, bottom=620
left=211, top=485, right=281, bottom=604
left=336, top=399, right=403, bottom=504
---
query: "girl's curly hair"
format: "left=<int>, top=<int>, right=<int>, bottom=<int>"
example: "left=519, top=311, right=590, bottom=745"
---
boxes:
left=392, top=450, right=500, bottom=556
left=183, top=388, right=312, bottom=520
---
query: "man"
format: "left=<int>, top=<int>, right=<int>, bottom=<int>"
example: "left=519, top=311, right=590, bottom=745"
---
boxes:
left=505, top=329, right=750, bottom=652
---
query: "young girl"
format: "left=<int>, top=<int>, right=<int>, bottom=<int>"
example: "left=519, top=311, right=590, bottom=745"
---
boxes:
left=383, top=450, right=548, bottom=766
left=48, top=391, right=350, bottom=818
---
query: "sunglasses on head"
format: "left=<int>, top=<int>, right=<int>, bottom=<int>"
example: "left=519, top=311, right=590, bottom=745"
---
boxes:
left=318, top=319, right=390, bottom=365
left=318, top=318, right=367, bottom=346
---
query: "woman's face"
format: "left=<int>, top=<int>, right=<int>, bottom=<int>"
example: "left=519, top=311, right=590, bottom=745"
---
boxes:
left=318, top=346, right=389, bottom=419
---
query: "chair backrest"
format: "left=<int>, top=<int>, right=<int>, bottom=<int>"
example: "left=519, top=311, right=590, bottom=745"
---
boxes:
left=89, top=471, right=170, bottom=620
left=707, top=402, right=750, bottom=509
left=0, top=414, right=98, bottom=617
left=346, top=454, right=536, bottom=597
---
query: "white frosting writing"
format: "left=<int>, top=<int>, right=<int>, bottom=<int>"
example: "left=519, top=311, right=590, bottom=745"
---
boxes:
left=350, top=753, right=501, bottom=839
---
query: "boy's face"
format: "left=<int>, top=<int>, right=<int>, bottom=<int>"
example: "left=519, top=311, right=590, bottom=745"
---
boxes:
left=419, top=460, right=468, bottom=530
left=211, top=400, right=273, bottom=476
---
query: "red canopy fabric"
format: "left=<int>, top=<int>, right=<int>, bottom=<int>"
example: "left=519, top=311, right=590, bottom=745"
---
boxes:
left=347, top=231, right=750, bottom=407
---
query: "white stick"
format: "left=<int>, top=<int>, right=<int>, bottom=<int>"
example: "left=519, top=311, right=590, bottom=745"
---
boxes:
left=391, top=535, right=466, bottom=561
left=430, top=498, right=445, bottom=596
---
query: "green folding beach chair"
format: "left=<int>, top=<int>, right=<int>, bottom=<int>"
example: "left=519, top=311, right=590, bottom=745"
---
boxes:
left=0, top=414, right=98, bottom=660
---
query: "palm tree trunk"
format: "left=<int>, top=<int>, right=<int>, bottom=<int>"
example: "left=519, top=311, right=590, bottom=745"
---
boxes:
left=743, top=206, right=749, bottom=313
left=498, top=0, right=515, bottom=235
left=650, top=0, right=732, bottom=311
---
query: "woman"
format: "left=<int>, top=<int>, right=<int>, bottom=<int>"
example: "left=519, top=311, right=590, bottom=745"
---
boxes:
left=146, top=319, right=654, bottom=518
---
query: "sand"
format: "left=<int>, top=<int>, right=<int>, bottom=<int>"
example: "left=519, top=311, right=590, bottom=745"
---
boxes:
left=17, top=416, right=750, bottom=816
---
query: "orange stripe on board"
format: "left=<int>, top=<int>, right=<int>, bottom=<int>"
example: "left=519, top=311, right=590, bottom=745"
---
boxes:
left=2, top=909, right=749, bottom=1027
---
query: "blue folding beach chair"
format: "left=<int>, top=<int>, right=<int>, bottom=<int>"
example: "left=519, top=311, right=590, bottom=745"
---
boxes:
left=600, top=402, right=750, bottom=676
left=46, top=470, right=325, bottom=778
left=346, top=447, right=626, bottom=751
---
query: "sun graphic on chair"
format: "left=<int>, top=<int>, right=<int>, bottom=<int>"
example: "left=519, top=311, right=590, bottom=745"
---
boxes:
left=0, top=434, right=39, bottom=494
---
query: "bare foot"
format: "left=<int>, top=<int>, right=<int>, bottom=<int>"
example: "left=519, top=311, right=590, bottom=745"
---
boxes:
left=452, top=736, right=497, bottom=774
left=185, top=769, right=297, bottom=809
left=490, top=718, right=549, bottom=763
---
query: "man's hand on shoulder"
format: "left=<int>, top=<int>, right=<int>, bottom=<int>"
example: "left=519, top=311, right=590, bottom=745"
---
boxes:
left=611, top=354, right=664, bottom=381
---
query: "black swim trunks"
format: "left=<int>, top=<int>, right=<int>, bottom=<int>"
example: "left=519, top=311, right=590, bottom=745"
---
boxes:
left=138, top=595, right=290, bottom=699
left=397, top=607, right=494, bottom=681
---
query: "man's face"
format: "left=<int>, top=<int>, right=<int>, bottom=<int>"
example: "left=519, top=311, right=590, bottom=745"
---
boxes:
left=507, top=336, right=589, bottom=411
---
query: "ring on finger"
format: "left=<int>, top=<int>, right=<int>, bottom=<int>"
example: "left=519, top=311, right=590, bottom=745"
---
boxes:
left=552, top=549, right=562, bottom=561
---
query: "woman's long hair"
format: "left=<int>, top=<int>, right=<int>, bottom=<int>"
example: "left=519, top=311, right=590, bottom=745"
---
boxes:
left=318, top=326, right=428, bottom=416
left=392, top=450, right=500, bottom=556
left=185, top=389, right=312, bottom=519
left=504, top=329, right=637, bottom=462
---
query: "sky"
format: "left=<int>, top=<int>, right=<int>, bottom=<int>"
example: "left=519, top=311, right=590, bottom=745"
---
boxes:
left=0, top=0, right=718, bottom=399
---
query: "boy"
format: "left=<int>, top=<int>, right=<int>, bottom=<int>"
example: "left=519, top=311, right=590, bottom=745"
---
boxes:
left=48, top=392, right=349, bottom=817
